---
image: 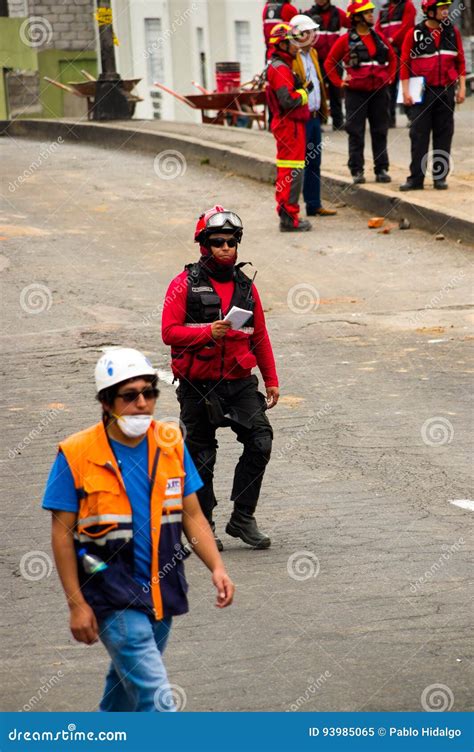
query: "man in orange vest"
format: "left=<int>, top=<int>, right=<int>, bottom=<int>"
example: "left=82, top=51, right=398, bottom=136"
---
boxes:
left=42, top=347, right=234, bottom=712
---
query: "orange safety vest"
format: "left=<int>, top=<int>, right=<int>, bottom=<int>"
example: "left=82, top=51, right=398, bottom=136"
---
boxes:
left=60, top=420, right=186, bottom=621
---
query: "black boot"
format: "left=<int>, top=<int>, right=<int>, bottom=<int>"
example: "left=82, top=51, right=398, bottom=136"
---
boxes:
left=279, top=212, right=312, bottom=233
left=375, top=169, right=391, bottom=183
left=226, top=510, right=271, bottom=549
left=210, top=521, right=224, bottom=552
left=434, top=180, right=448, bottom=190
left=399, top=179, right=424, bottom=192
left=352, top=172, right=366, bottom=185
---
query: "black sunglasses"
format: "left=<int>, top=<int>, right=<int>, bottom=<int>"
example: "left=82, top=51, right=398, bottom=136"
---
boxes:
left=209, top=237, right=239, bottom=249
left=116, top=387, right=159, bottom=403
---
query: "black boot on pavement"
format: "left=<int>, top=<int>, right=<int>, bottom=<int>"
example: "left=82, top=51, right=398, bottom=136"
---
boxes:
left=210, top=521, right=224, bottom=552
left=279, top=212, right=312, bottom=232
left=434, top=180, right=448, bottom=190
left=399, top=180, right=424, bottom=191
left=375, top=170, right=391, bottom=183
left=226, top=510, right=271, bottom=549
left=352, top=172, right=366, bottom=185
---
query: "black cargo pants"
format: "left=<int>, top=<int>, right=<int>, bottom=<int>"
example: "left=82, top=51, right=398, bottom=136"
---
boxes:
left=176, top=375, right=273, bottom=521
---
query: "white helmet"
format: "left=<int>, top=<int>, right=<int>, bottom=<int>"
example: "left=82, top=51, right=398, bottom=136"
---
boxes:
left=95, top=348, right=156, bottom=393
left=289, top=14, right=320, bottom=34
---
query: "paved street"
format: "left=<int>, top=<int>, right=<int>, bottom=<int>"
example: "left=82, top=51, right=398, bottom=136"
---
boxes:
left=0, top=136, right=472, bottom=714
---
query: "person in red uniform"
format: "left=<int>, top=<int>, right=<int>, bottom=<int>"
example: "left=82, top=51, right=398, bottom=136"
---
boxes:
left=263, top=0, right=299, bottom=59
left=375, top=0, right=416, bottom=127
left=162, top=207, right=279, bottom=551
left=399, top=0, right=466, bottom=191
left=266, top=22, right=312, bottom=231
left=325, top=0, right=397, bottom=184
left=303, top=0, right=350, bottom=130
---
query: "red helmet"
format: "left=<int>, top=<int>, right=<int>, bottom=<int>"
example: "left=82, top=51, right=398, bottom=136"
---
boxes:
left=194, top=205, right=243, bottom=244
left=268, top=22, right=293, bottom=45
left=346, top=0, right=375, bottom=16
left=421, top=0, right=451, bottom=12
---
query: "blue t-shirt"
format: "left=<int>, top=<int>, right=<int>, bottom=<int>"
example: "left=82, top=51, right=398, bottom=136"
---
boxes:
left=42, top=438, right=203, bottom=584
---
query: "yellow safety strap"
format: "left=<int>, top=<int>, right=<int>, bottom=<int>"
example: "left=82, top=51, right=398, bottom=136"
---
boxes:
left=276, top=160, right=305, bottom=168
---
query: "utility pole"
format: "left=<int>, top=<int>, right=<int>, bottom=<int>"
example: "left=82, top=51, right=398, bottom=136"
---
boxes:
left=93, top=0, right=130, bottom=120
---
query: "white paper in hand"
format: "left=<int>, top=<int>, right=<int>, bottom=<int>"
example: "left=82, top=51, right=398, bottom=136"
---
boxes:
left=397, top=77, right=425, bottom=104
left=224, top=306, right=253, bottom=330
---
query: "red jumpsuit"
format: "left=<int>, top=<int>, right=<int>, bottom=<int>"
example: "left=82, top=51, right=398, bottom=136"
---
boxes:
left=266, top=50, right=309, bottom=225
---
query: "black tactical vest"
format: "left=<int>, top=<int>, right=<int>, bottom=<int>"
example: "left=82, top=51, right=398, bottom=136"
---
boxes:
left=348, top=29, right=389, bottom=68
left=306, top=4, right=341, bottom=31
left=184, top=262, right=255, bottom=327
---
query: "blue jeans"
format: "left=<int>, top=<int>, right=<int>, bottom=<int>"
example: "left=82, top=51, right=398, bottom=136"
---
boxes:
left=303, top=116, right=322, bottom=211
left=98, top=610, right=175, bottom=712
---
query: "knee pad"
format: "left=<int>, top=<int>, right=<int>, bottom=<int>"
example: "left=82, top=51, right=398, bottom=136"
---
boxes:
left=251, top=431, right=273, bottom=460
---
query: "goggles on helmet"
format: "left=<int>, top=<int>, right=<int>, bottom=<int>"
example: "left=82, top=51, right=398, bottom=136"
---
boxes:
left=205, top=211, right=243, bottom=232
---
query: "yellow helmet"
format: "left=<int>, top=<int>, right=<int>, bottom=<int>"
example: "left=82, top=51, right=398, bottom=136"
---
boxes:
left=268, top=22, right=293, bottom=45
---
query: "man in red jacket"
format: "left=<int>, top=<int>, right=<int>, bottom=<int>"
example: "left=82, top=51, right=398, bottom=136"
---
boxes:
left=325, top=0, right=397, bottom=184
left=266, top=22, right=312, bottom=231
left=263, top=0, right=299, bottom=58
left=162, top=206, right=279, bottom=551
left=399, top=0, right=466, bottom=191
left=375, top=0, right=416, bottom=126
left=303, top=0, right=351, bottom=130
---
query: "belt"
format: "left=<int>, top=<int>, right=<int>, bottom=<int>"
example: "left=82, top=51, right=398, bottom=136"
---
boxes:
left=309, top=111, right=319, bottom=119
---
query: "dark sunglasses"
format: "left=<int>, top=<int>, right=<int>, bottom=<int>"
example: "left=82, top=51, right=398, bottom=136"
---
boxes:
left=209, top=237, right=238, bottom=249
left=116, top=387, right=159, bottom=403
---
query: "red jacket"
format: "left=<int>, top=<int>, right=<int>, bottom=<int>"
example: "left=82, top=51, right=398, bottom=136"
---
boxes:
left=400, top=22, right=465, bottom=88
left=375, top=0, right=416, bottom=51
left=303, top=4, right=350, bottom=61
left=266, top=50, right=310, bottom=125
left=325, top=30, right=397, bottom=91
left=162, top=270, right=279, bottom=387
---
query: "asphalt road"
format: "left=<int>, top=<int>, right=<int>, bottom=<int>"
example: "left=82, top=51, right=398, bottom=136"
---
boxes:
left=0, top=136, right=472, bottom=714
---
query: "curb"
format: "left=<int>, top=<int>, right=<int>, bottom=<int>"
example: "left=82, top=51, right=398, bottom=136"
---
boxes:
left=2, top=118, right=473, bottom=244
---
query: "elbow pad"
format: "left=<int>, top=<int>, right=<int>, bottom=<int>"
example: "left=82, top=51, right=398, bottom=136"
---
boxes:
left=296, top=88, right=308, bottom=106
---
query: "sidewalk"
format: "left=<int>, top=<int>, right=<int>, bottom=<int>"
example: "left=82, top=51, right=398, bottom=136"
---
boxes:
left=4, top=98, right=473, bottom=242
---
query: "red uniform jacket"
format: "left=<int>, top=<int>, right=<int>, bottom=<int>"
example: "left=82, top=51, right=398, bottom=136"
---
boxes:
left=303, top=4, right=350, bottom=62
left=375, top=0, right=416, bottom=51
left=266, top=50, right=310, bottom=126
left=162, top=271, right=279, bottom=387
left=400, top=22, right=465, bottom=88
left=325, top=30, right=397, bottom=91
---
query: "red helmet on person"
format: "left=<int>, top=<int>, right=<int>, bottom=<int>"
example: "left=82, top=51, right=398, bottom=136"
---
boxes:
left=194, top=205, right=243, bottom=244
left=421, top=0, right=451, bottom=13
left=268, top=22, right=293, bottom=45
left=346, top=0, right=375, bottom=16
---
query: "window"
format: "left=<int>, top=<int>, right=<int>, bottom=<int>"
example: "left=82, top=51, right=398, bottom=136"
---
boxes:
left=234, top=20, right=252, bottom=83
left=144, top=18, right=165, bottom=119
left=196, top=27, right=208, bottom=90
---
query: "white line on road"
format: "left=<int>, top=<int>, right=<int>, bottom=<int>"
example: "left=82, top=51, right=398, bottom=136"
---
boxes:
left=449, top=499, right=474, bottom=512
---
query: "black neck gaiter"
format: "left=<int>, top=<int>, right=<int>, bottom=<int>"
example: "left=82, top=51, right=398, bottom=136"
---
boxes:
left=199, top=255, right=235, bottom=282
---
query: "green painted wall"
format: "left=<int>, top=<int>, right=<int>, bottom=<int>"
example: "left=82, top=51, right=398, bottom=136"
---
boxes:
left=39, top=50, right=97, bottom=118
left=0, top=18, right=38, bottom=119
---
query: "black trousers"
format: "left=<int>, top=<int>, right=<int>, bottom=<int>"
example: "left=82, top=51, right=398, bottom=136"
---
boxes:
left=322, top=64, right=344, bottom=128
left=407, top=85, right=455, bottom=186
left=177, top=376, right=273, bottom=521
left=345, top=87, right=390, bottom=175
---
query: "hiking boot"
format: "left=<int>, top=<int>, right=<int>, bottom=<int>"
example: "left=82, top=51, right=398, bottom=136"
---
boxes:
left=279, top=212, right=312, bottom=232
left=399, top=180, right=424, bottom=192
left=226, top=511, right=271, bottom=549
left=375, top=169, right=391, bottom=183
left=352, top=172, right=366, bottom=185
